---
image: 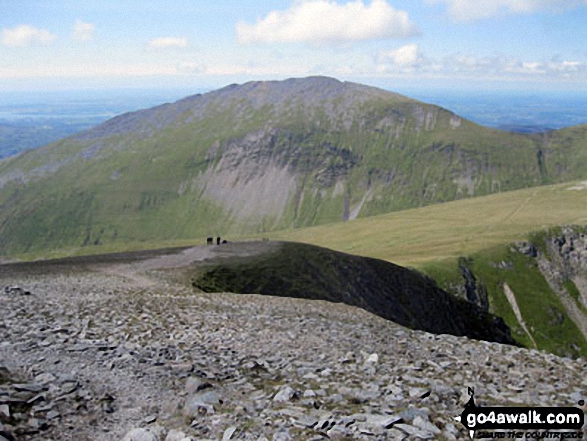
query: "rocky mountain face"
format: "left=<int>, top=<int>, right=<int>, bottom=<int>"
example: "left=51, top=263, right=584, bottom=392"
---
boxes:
left=431, top=226, right=587, bottom=358
left=1, top=246, right=586, bottom=441
left=1, top=76, right=586, bottom=256
left=533, top=227, right=587, bottom=341
left=192, top=241, right=514, bottom=345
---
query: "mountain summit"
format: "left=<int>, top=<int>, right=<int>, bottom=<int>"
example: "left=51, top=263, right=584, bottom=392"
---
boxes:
left=0, top=76, right=586, bottom=255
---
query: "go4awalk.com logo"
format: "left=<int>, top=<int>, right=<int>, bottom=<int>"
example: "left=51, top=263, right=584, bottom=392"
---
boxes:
left=455, top=388, right=585, bottom=439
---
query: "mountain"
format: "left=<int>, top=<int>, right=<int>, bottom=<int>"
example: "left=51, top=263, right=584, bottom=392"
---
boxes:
left=192, top=241, right=515, bottom=344
left=0, top=76, right=586, bottom=256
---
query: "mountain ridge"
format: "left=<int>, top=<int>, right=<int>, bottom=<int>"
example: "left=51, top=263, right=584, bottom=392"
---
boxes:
left=0, top=76, right=586, bottom=256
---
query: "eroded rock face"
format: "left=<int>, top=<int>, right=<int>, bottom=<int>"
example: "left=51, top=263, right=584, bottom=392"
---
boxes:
left=531, top=227, right=587, bottom=342
left=546, top=227, right=587, bottom=307
left=1, top=256, right=586, bottom=440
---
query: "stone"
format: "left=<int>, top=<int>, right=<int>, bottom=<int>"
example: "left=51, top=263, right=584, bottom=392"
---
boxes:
left=272, top=430, right=291, bottom=441
left=34, top=373, right=56, bottom=385
left=165, top=430, right=190, bottom=441
left=365, top=353, right=379, bottom=364
left=144, top=414, right=157, bottom=424
left=407, top=387, right=424, bottom=398
left=46, top=410, right=60, bottom=420
left=13, top=383, right=45, bottom=393
left=364, top=414, right=402, bottom=429
left=0, top=405, right=9, bottom=420
left=183, top=390, right=223, bottom=417
left=185, top=378, right=213, bottom=395
left=395, top=423, right=435, bottom=439
left=399, top=405, right=429, bottom=423
left=413, top=415, right=441, bottom=435
left=273, top=386, right=296, bottom=403
left=294, top=414, right=318, bottom=428
left=222, top=426, right=237, bottom=440
left=122, top=428, right=158, bottom=441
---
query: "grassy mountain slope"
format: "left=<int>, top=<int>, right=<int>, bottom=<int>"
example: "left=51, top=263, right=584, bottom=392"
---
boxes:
left=1, top=76, right=586, bottom=256
left=269, top=180, right=587, bottom=267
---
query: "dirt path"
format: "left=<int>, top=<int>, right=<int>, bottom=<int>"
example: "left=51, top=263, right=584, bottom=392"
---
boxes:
left=95, top=242, right=278, bottom=286
left=503, top=283, right=537, bottom=348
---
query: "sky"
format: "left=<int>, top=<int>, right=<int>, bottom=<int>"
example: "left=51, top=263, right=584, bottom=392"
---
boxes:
left=1, top=0, right=587, bottom=92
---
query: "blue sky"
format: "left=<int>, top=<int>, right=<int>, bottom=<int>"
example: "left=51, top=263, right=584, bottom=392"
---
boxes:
left=1, top=0, right=587, bottom=91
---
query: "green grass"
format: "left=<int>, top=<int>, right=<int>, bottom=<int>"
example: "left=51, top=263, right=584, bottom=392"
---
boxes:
left=265, top=180, right=587, bottom=268
left=11, top=179, right=587, bottom=266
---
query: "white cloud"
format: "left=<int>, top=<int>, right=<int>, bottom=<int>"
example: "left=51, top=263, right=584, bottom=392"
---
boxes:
left=427, top=0, right=587, bottom=21
left=1, top=25, right=56, bottom=47
left=73, top=20, right=95, bottom=42
left=178, top=62, right=207, bottom=74
left=379, top=44, right=422, bottom=67
left=147, top=37, right=188, bottom=49
left=374, top=45, right=586, bottom=81
left=236, top=0, right=420, bottom=45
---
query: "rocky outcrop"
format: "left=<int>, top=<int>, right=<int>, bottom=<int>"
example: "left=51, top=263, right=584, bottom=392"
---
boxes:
left=531, top=227, right=587, bottom=341
left=458, top=257, right=489, bottom=311
left=544, top=227, right=587, bottom=308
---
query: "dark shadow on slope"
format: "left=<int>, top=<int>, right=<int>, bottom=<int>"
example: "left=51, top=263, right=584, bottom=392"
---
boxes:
left=192, top=241, right=517, bottom=345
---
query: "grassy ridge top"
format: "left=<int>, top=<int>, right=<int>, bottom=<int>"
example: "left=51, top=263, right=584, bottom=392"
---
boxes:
left=265, top=180, right=587, bottom=267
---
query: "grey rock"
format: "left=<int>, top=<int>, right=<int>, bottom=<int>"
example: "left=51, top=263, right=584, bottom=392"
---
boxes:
left=165, top=430, right=190, bottom=441
left=272, top=430, right=291, bottom=441
left=46, top=410, right=60, bottom=420
left=122, top=428, right=158, bottom=441
left=13, top=383, right=45, bottom=393
left=34, top=373, right=56, bottom=385
left=183, top=389, right=223, bottom=417
left=144, top=414, right=157, bottom=424
left=395, top=423, right=435, bottom=439
left=185, top=378, right=213, bottom=395
left=294, top=414, right=318, bottom=428
left=222, top=426, right=237, bottom=440
left=412, top=415, right=441, bottom=435
left=364, top=414, right=402, bottom=429
left=273, top=386, right=296, bottom=403
left=399, top=405, right=429, bottom=423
